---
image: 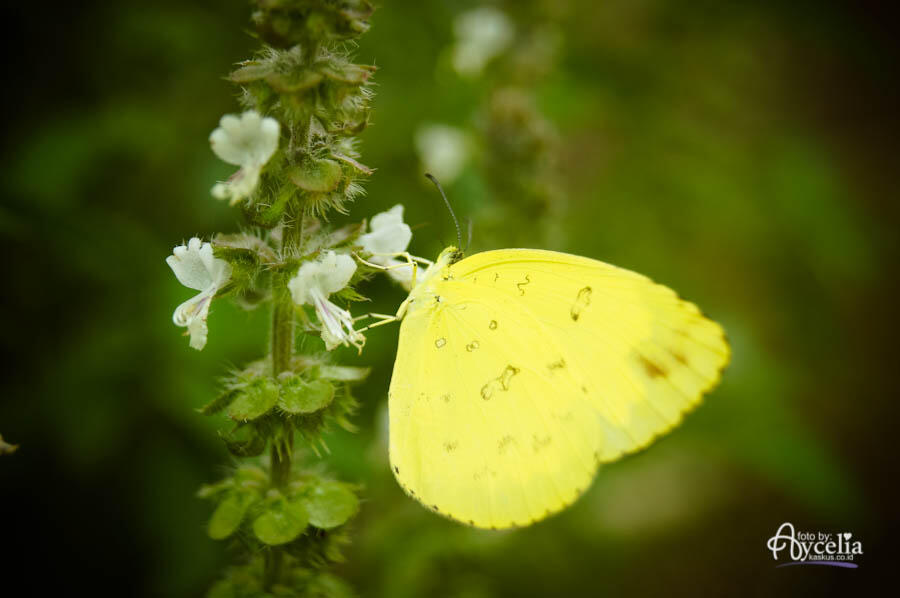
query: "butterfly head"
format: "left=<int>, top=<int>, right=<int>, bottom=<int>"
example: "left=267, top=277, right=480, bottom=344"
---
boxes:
left=439, top=245, right=464, bottom=266
left=395, top=246, right=462, bottom=319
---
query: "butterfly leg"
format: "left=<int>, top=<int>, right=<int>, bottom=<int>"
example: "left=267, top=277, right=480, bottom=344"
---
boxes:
left=354, top=251, right=429, bottom=287
left=352, top=312, right=396, bottom=323
left=355, top=252, right=432, bottom=267
left=353, top=312, right=400, bottom=333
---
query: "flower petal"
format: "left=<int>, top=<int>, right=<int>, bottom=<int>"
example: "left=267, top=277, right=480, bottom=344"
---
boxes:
left=172, top=289, right=213, bottom=350
left=167, top=238, right=231, bottom=350
left=360, top=204, right=412, bottom=256
left=370, top=204, right=404, bottom=230
left=289, top=251, right=357, bottom=305
left=209, top=111, right=280, bottom=201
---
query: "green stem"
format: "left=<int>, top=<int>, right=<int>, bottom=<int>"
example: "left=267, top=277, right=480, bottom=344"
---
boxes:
left=270, top=442, right=291, bottom=489
left=271, top=295, right=295, bottom=375
left=264, top=548, right=284, bottom=591
left=266, top=278, right=295, bottom=590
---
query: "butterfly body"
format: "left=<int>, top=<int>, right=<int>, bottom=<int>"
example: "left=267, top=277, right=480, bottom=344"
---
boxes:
left=388, top=246, right=729, bottom=529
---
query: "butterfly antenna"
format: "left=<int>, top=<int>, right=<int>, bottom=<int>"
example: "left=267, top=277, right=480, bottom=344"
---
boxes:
left=425, top=173, right=462, bottom=251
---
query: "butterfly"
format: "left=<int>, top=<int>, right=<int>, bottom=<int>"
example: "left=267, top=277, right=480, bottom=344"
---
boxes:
left=384, top=245, right=730, bottom=529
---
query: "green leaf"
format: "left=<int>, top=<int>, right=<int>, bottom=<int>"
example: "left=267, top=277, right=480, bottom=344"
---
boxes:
left=228, top=62, right=274, bottom=83
left=319, top=62, right=376, bottom=85
left=228, top=378, right=280, bottom=421
left=331, top=152, right=374, bottom=176
left=223, top=425, right=268, bottom=457
left=197, top=479, right=232, bottom=499
left=208, top=492, right=256, bottom=540
left=278, top=379, right=335, bottom=414
left=289, top=158, right=342, bottom=193
left=252, top=500, right=309, bottom=545
left=305, top=482, right=359, bottom=529
left=266, top=70, right=324, bottom=93
left=212, top=245, right=261, bottom=274
left=254, top=183, right=293, bottom=227
left=198, top=388, right=239, bottom=416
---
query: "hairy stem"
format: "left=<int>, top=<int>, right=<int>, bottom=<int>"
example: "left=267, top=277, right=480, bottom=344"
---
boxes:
left=264, top=548, right=284, bottom=591
left=266, top=280, right=295, bottom=589
left=271, top=294, right=295, bottom=375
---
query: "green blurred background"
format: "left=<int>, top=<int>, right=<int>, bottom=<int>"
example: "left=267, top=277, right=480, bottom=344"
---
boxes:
left=2, top=0, right=897, bottom=595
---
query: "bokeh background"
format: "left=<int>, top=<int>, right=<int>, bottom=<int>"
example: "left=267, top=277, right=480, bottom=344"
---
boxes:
left=2, top=0, right=897, bottom=595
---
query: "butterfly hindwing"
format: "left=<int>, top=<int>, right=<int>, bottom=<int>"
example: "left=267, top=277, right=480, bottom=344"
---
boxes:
left=389, top=286, right=599, bottom=528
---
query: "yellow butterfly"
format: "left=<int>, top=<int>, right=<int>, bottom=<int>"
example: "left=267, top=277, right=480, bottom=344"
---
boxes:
left=381, top=243, right=730, bottom=530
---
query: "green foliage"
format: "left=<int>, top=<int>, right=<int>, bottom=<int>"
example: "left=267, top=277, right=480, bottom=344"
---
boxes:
left=228, top=378, right=282, bottom=422
left=289, top=158, right=344, bottom=193
left=253, top=497, right=310, bottom=545
left=181, top=0, right=377, bottom=594
left=278, top=378, right=335, bottom=415
left=209, top=492, right=258, bottom=540
left=252, top=0, right=375, bottom=48
left=303, top=481, right=359, bottom=529
left=222, top=423, right=270, bottom=458
left=208, top=559, right=355, bottom=598
left=230, top=40, right=375, bottom=219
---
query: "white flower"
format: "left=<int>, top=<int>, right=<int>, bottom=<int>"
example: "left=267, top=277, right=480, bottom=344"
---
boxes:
left=359, top=205, right=416, bottom=289
left=414, top=124, right=469, bottom=185
left=209, top=111, right=280, bottom=205
left=167, top=238, right=232, bottom=350
left=451, top=7, right=514, bottom=77
left=288, top=251, right=365, bottom=351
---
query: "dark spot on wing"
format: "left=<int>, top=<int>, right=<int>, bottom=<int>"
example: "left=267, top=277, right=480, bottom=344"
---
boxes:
left=443, top=441, right=459, bottom=453
left=498, top=435, right=515, bottom=454
left=638, top=354, right=668, bottom=379
left=532, top=434, right=552, bottom=452
left=499, top=365, right=518, bottom=389
left=481, top=365, right=520, bottom=400
left=555, top=410, right=574, bottom=422
left=669, top=349, right=689, bottom=365
left=548, top=358, right=566, bottom=371
left=570, top=286, right=592, bottom=321
left=441, top=394, right=451, bottom=403
left=517, top=274, right=531, bottom=296
left=489, top=320, right=498, bottom=330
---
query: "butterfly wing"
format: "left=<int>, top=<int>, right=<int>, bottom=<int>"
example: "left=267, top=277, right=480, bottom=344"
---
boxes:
left=388, top=249, right=729, bottom=528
